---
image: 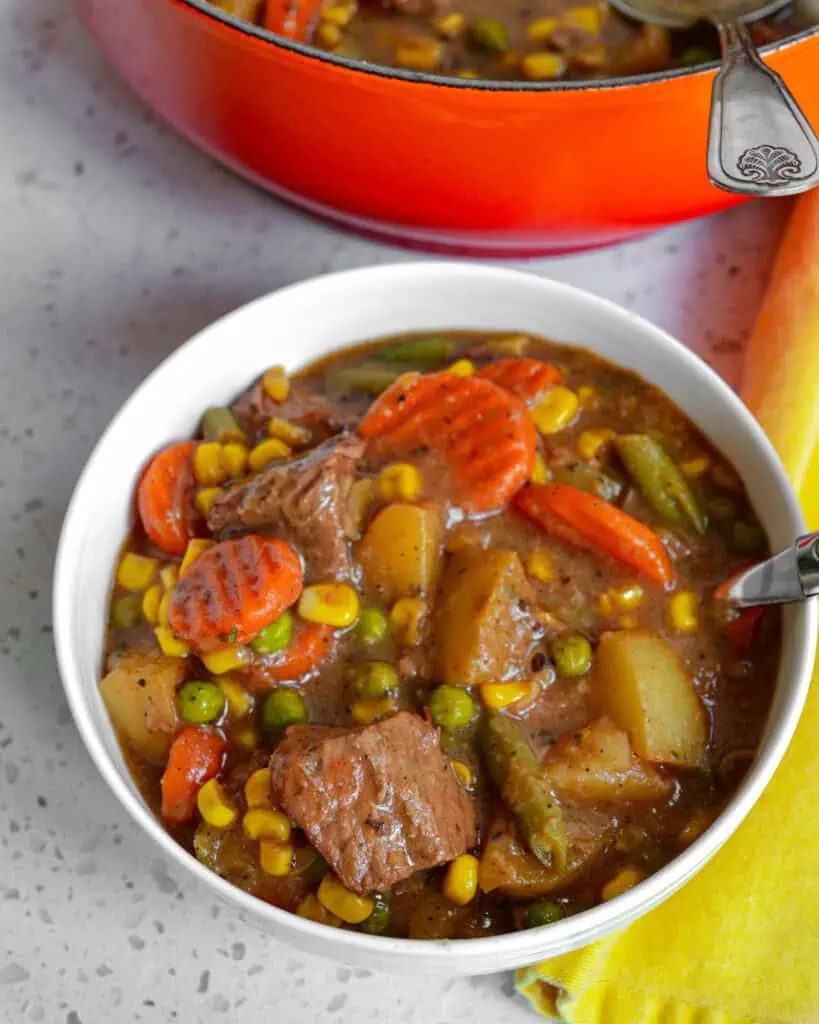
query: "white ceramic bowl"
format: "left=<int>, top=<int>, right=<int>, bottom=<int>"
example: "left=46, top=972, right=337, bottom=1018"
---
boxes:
left=54, top=262, right=817, bottom=976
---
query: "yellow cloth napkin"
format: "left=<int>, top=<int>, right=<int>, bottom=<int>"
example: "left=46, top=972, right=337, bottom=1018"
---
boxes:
left=516, top=192, right=819, bottom=1024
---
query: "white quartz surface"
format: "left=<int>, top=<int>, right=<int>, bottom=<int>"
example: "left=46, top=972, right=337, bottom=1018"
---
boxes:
left=0, top=1, right=794, bottom=1021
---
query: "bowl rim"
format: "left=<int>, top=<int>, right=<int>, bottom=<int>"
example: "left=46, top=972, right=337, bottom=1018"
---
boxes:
left=54, top=261, right=817, bottom=968
left=178, top=0, right=819, bottom=93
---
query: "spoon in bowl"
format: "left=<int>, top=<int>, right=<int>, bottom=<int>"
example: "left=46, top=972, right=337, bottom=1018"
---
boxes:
left=607, top=0, right=819, bottom=195
left=724, top=531, right=819, bottom=607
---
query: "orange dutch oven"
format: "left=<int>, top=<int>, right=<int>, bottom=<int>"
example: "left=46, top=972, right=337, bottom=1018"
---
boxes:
left=74, top=0, right=819, bottom=254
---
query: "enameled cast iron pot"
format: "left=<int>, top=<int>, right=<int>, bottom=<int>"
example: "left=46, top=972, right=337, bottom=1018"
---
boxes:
left=74, top=0, right=819, bottom=255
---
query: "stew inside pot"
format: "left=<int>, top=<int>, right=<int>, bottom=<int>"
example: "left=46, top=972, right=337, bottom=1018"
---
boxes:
left=101, top=330, right=778, bottom=937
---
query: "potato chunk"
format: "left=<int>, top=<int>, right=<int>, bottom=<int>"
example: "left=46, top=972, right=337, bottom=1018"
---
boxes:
left=544, top=718, right=671, bottom=802
left=435, top=549, right=533, bottom=686
left=357, top=502, right=442, bottom=604
left=593, top=631, right=707, bottom=767
left=100, top=652, right=185, bottom=762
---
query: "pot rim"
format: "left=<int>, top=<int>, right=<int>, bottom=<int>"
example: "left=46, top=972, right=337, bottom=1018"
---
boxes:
left=180, top=0, right=819, bottom=92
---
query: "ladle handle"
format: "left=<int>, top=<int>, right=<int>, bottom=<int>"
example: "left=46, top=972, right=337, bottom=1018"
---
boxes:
left=707, top=20, right=819, bottom=196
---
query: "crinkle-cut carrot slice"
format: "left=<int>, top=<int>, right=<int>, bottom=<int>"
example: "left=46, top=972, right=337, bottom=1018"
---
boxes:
left=168, top=535, right=303, bottom=652
left=137, top=442, right=198, bottom=556
left=358, top=372, right=536, bottom=515
left=241, top=622, right=335, bottom=691
left=476, top=358, right=561, bottom=405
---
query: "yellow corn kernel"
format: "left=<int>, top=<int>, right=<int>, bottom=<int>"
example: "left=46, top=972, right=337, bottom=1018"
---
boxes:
left=395, top=37, right=443, bottom=71
left=267, top=417, right=311, bottom=448
left=434, top=10, right=465, bottom=36
left=318, top=875, right=374, bottom=924
left=297, top=893, right=342, bottom=927
left=350, top=697, right=398, bottom=725
left=680, top=454, right=711, bottom=479
left=244, top=768, right=273, bottom=809
left=480, top=681, right=532, bottom=710
left=577, top=384, right=598, bottom=409
left=196, top=778, right=238, bottom=829
left=316, top=21, right=341, bottom=47
left=526, top=16, right=558, bottom=41
left=576, top=428, right=615, bottom=461
left=193, top=442, right=227, bottom=486
left=442, top=853, right=479, bottom=906
left=531, top=386, right=579, bottom=434
left=249, top=438, right=291, bottom=472
left=195, top=487, right=223, bottom=517
left=347, top=478, right=375, bottom=538
left=562, top=4, right=602, bottom=33
left=669, top=591, right=699, bottom=634
left=521, top=52, right=567, bottom=81
left=447, top=358, right=475, bottom=376
left=378, top=463, right=423, bottom=502
left=142, top=584, right=162, bottom=625
left=160, top=564, right=179, bottom=591
left=491, top=334, right=529, bottom=356
left=389, top=598, right=427, bottom=647
left=260, top=839, right=293, bottom=876
left=220, top=443, right=247, bottom=479
left=154, top=626, right=189, bottom=658
left=619, top=613, right=639, bottom=630
left=299, top=583, right=360, bottom=628
left=711, top=463, right=742, bottom=491
left=451, top=760, right=474, bottom=788
left=321, top=1, right=356, bottom=25
left=531, top=452, right=550, bottom=485
left=235, top=725, right=259, bottom=750
left=219, top=678, right=252, bottom=718
left=262, top=366, right=290, bottom=403
left=180, top=538, right=214, bottom=576
left=599, top=582, right=645, bottom=616
left=158, top=591, right=171, bottom=628
left=602, top=867, right=645, bottom=902
left=457, top=70, right=478, bottom=78
left=526, top=549, right=554, bottom=584
left=242, top=808, right=292, bottom=842
left=572, top=43, right=607, bottom=69
left=117, top=553, right=159, bottom=592
left=201, top=645, right=248, bottom=675
left=678, top=808, right=715, bottom=848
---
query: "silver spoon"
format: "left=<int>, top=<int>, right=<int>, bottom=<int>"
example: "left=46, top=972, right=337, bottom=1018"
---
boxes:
left=725, top=531, right=819, bottom=607
left=607, top=0, right=819, bottom=196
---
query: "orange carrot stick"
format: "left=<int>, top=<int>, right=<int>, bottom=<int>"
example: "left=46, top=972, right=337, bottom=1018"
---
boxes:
left=137, top=442, right=198, bottom=556
left=515, top=482, right=675, bottom=587
left=160, top=726, right=226, bottom=825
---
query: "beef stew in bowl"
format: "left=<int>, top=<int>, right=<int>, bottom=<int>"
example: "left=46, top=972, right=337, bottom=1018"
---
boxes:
left=100, top=329, right=780, bottom=939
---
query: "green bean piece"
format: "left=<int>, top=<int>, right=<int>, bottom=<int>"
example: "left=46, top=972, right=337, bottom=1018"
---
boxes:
left=615, top=434, right=708, bottom=534
left=356, top=606, right=389, bottom=648
left=551, top=463, right=623, bottom=503
left=348, top=662, right=399, bottom=701
left=731, top=521, right=765, bottom=554
left=252, top=610, right=294, bottom=655
left=374, top=335, right=455, bottom=365
left=112, top=594, right=142, bottom=629
left=469, top=17, right=509, bottom=52
left=201, top=406, right=247, bottom=445
left=358, top=896, right=391, bottom=934
left=177, top=681, right=226, bottom=724
left=479, top=712, right=567, bottom=870
left=262, top=688, right=308, bottom=731
left=428, top=685, right=477, bottom=729
left=550, top=633, right=593, bottom=678
left=520, top=899, right=563, bottom=929
left=678, top=45, right=715, bottom=66
left=327, top=366, right=404, bottom=395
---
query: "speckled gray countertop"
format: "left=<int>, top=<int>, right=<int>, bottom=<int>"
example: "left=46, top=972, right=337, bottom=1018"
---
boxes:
left=0, top=2, right=794, bottom=1022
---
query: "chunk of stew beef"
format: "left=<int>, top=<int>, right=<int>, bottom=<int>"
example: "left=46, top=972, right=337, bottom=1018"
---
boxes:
left=232, top=378, right=358, bottom=438
left=206, top=435, right=364, bottom=581
left=269, top=712, right=477, bottom=895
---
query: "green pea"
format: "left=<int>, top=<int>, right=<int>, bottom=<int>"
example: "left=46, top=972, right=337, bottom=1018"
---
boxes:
left=358, top=896, right=391, bottom=935
left=550, top=633, right=593, bottom=678
left=356, top=606, right=389, bottom=649
left=469, top=17, right=509, bottom=52
left=112, top=595, right=142, bottom=630
left=177, top=681, right=226, bottom=724
left=428, top=685, right=476, bottom=730
left=349, top=662, right=399, bottom=701
left=521, top=899, right=562, bottom=929
left=262, top=688, right=308, bottom=732
left=252, top=610, right=293, bottom=655
left=730, top=521, right=765, bottom=554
